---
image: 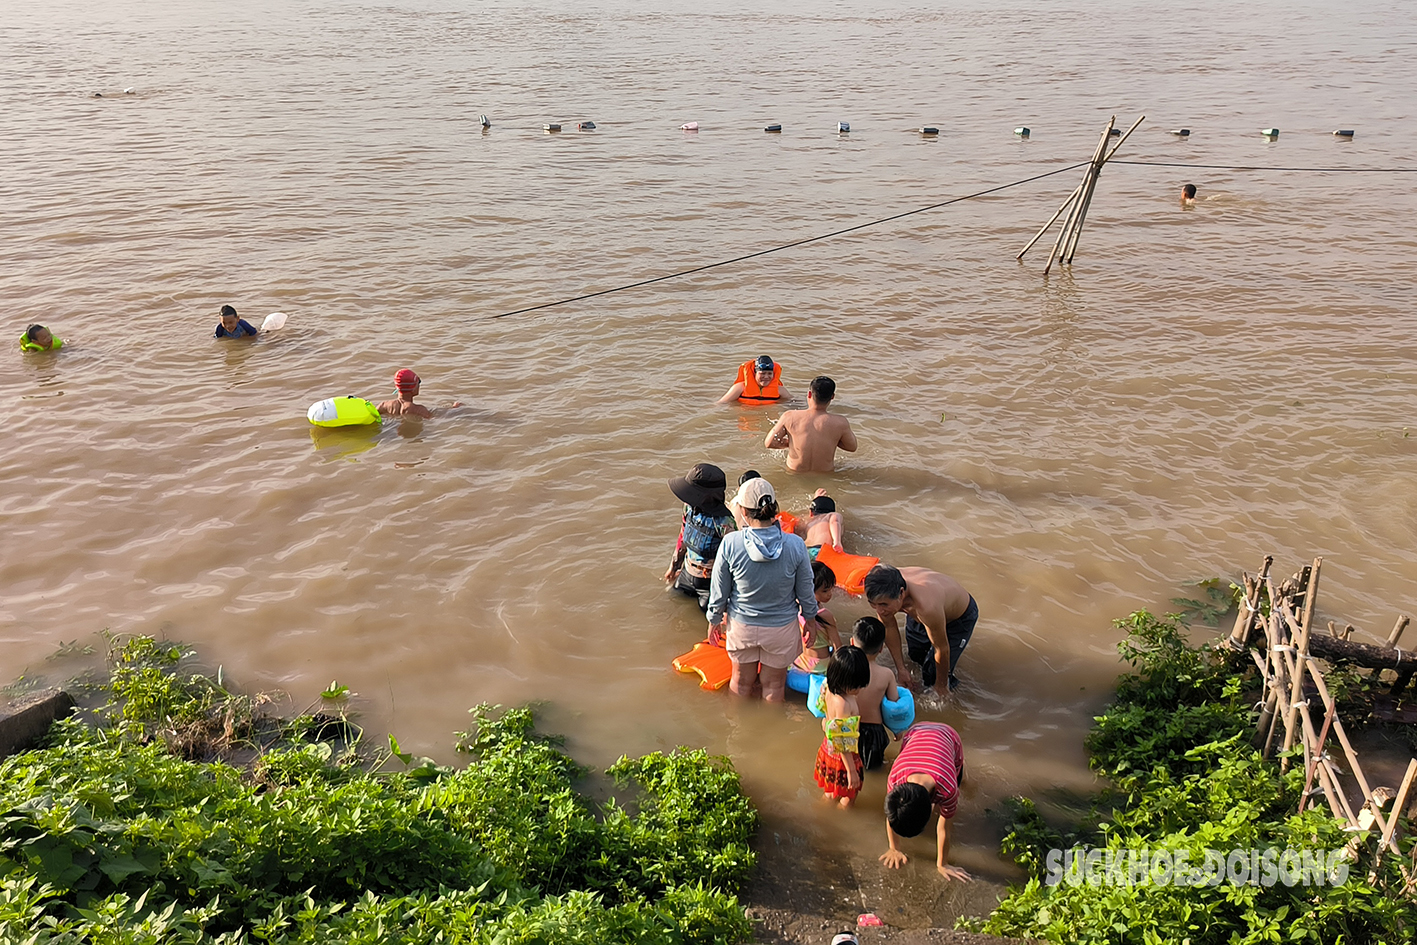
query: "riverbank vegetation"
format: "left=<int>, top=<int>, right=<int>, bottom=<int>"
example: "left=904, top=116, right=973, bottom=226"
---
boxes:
left=974, top=609, right=1417, bottom=944
left=0, top=636, right=756, bottom=943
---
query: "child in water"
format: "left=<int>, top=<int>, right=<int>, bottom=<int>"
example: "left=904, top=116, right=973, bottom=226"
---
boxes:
left=814, top=645, right=871, bottom=808
left=214, top=305, right=258, bottom=338
left=795, top=560, right=841, bottom=673
left=19, top=324, right=63, bottom=351
left=377, top=369, right=462, bottom=419
left=851, top=616, right=901, bottom=771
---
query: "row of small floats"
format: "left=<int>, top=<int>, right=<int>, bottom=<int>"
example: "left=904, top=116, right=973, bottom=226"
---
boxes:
left=478, top=114, right=1358, bottom=140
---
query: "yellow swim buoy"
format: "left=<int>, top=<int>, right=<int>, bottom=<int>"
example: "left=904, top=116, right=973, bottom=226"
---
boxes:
left=307, top=397, right=382, bottom=428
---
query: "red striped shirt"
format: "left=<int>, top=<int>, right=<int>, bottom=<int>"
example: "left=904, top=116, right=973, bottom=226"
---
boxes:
left=886, top=722, right=963, bottom=819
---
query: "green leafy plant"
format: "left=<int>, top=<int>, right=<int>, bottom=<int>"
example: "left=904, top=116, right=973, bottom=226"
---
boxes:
left=0, top=640, right=756, bottom=944
left=971, top=610, right=1417, bottom=944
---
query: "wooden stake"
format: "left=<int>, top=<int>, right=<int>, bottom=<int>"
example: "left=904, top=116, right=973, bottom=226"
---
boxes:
left=1045, top=118, right=1114, bottom=275
left=1017, top=181, right=1083, bottom=259
left=1063, top=114, right=1145, bottom=263
left=1368, top=614, right=1411, bottom=682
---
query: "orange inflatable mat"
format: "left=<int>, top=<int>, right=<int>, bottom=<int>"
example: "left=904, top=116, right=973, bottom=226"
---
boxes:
left=814, top=544, right=879, bottom=595
left=673, top=640, right=733, bottom=691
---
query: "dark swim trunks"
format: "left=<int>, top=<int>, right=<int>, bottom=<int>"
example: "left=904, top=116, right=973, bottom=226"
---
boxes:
left=904, top=595, right=978, bottom=689
left=858, top=721, right=890, bottom=770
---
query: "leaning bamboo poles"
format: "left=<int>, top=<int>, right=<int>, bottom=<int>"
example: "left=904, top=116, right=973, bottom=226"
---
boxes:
left=1018, top=115, right=1145, bottom=273
left=1234, top=556, right=1417, bottom=882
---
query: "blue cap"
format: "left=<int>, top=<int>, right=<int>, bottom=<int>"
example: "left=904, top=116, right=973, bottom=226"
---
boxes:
left=754, top=355, right=774, bottom=372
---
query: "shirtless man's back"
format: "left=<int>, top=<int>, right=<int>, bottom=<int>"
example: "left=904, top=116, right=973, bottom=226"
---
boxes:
left=764, top=375, right=857, bottom=473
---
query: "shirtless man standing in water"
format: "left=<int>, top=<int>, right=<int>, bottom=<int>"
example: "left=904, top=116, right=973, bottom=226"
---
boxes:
left=764, top=376, right=857, bottom=473
left=864, top=564, right=978, bottom=701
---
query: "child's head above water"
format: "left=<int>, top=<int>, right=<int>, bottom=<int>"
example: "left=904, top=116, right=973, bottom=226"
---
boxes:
left=812, top=560, right=836, bottom=604
left=826, top=644, right=870, bottom=696
left=851, top=616, right=886, bottom=656
left=24, top=324, right=53, bottom=348
left=219, top=304, right=239, bottom=332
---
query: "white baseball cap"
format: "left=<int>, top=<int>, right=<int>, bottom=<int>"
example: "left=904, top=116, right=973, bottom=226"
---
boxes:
left=731, top=476, right=775, bottom=511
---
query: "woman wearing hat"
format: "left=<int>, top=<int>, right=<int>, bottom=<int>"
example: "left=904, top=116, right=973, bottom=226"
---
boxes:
left=665, top=464, right=737, bottom=611
left=706, top=477, right=818, bottom=702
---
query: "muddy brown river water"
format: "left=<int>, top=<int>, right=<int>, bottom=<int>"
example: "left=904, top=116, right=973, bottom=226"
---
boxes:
left=3, top=0, right=1415, bottom=885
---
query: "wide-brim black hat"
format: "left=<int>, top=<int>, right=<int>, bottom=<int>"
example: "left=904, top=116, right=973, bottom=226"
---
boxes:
left=668, top=463, right=731, bottom=517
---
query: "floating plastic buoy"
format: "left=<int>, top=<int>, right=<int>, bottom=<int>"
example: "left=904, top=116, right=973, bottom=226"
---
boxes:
left=1108, top=128, right=1121, bottom=136
left=578, top=120, right=595, bottom=130
left=544, top=123, right=561, bottom=133
left=1261, top=128, right=1279, bottom=138
left=123, top=88, right=134, bottom=95
left=681, top=121, right=699, bottom=131
left=1170, top=128, right=1191, bottom=136
left=1014, top=126, right=1030, bottom=137
left=92, top=92, right=102, bottom=98
left=1333, top=129, right=1355, bottom=137
left=919, top=126, right=939, bottom=135
left=479, top=114, right=491, bottom=128
left=837, top=121, right=850, bottom=133
left=764, top=123, right=782, bottom=133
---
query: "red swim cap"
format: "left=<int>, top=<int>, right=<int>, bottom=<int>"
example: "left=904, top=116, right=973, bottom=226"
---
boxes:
left=395, top=369, right=420, bottom=395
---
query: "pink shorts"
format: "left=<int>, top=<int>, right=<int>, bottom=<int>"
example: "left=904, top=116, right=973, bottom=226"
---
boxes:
left=726, top=615, right=803, bottom=670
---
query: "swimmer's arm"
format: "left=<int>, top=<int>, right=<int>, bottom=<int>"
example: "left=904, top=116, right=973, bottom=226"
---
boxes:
left=883, top=618, right=913, bottom=692
left=884, top=671, right=899, bottom=702
left=717, top=382, right=746, bottom=404
left=838, top=422, right=858, bottom=453
left=776, top=384, right=792, bottom=401
left=828, top=512, right=844, bottom=553
left=764, top=416, right=790, bottom=450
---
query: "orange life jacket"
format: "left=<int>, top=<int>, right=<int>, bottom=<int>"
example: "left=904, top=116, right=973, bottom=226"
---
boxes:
left=735, top=360, right=783, bottom=402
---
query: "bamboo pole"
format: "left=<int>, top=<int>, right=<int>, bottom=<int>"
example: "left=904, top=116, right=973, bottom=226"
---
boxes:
left=1045, top=118, right=1114, bottom=275
left=1017, top=181, right=1084, bottom=259
left=1227, top=556, right=1272, bottom=649
left=1368, top=614, right=1411, bottom=681
left=1256, top=603, right=1284, bottom=755
left=1062, top=114, right=1145, bottom=263
left=1280, top=559, right=1322, bottom=769
left=1377, top=759, right=1417, bottom=856
left=1304, top=661, right=1391, bottom=837
left=1299, top=698, right=1338, bottom=814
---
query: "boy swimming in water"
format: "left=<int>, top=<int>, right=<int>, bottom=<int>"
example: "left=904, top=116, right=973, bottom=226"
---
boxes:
left=214, top=305, right=258, bottom=339
left=798, top=489, right=844, bottom=555
left=377, top=369, right=462, bottom=419
left=19, top=324, right=63, bottom=351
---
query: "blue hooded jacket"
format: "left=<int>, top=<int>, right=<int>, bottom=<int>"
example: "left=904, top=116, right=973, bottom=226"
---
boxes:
left=707, top=524, right=818, bottom=626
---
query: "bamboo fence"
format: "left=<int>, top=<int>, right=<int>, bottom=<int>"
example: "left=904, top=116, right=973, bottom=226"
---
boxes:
left=1227, top=556, right=1417, bottom=887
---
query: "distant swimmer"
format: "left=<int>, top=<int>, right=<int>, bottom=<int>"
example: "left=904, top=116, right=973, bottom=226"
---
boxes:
left=1181, top=183, right=1197, bottom=206
left=719, top=355, right=792, bottom=404
left=214, top=305, right=258, bottom=339
left=376, top=369, right=462, bottom=419
left=764, top=375, right=857, bottom=473
left=19, top=324, right=63, bottom=352
left=864, top=565, right=977, bottom=700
